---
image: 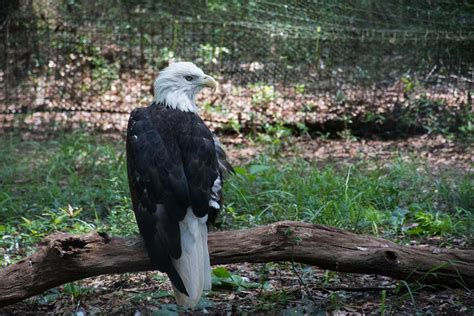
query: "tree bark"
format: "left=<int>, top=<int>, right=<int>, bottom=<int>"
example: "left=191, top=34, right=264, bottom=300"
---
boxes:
left=0, top=221, right=473, bottom=307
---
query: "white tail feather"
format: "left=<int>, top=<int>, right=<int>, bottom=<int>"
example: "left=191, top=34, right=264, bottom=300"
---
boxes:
left=171, top=208, right=211, bottom=307
left=201, top=225, right=212, bottom=291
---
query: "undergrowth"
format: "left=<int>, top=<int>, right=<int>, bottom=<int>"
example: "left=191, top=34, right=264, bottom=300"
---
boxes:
left=223, top=157, right=473, bottom=237
left=0, top=132, right=472, bottom=266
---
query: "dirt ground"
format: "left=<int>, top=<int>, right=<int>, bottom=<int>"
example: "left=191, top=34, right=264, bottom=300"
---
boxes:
left=221, top=134, right=473, bottom=171
left=1, top=262, right=472, bottom=315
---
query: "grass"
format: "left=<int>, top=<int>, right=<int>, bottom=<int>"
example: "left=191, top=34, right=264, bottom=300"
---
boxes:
left=0, top=132, right=473, bottom=266
left=224, top=157, right=473, bottom=237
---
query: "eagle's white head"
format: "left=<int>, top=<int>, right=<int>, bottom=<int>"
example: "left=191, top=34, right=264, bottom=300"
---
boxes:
left=153, top=62, right=217, bottom=112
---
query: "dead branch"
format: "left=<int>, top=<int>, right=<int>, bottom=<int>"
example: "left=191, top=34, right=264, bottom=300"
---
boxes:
left=1, top=221, right=473, bottom=307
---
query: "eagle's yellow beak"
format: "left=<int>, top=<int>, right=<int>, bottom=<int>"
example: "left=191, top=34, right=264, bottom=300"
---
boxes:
left=202, top=75, right=217, bottom=91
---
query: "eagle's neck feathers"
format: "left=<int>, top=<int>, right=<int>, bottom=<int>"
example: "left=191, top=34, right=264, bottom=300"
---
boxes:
left=154, top=85, right=200, bottom=113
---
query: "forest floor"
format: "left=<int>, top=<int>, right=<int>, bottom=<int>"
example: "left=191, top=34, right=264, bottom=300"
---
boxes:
left=0, top=132, right=472, bottom=315
left=2, top=263, right=473, bottom=315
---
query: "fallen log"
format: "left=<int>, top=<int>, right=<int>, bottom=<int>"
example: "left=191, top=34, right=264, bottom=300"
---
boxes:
left=1, top=221, right=473, bottom=307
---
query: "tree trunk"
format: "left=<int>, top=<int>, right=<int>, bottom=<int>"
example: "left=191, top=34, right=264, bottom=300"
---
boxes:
left=0, top=221, right=473, bottom=307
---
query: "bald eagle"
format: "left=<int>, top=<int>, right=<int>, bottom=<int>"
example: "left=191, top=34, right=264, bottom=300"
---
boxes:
left=126, top=62, right=232, bottom=307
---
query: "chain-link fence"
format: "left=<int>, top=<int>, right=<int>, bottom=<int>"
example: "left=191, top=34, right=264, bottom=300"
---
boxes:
left=1, top=1, right=473, bottom=136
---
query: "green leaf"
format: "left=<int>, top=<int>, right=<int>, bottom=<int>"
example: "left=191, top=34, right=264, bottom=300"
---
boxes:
left=248, top=165, right=271, bottom=174
left=54, top=215, right=66, bottom=225
left=211, top=275, right=223, bottom=286
left=212, top=267, right=232, bottom=278
left=406, top=226, right=423, bottom=235
left=230, top=274, right=243, bottom=284
left=233, top=167, right=247, bottom=175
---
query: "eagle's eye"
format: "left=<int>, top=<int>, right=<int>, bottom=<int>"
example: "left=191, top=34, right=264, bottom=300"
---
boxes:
left=184, top=75, right=193, bottom=81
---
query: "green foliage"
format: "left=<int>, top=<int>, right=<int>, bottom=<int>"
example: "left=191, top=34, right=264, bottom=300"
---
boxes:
left=401, top=76, right=420, bottom=94
left=256, top=123, right=293, bottom=155
left=294, top=84, right=305, bottom=95
left=323, top=270, right=337, bottom=286
left=222, top=118, right=242, bottom=134
left=211, top=267, right=262, bottom=290
left=156, top=47, right=175, bottom=65
left=63, top=281, right=92, bottom=303
left=380, top=289, right=387, bottom=316
left=393, top=78, right=474, bottom=138
left=198, top=44, right=230, bottom=65
left=249, top=83, right=277, bottom=106
left=36, top=289, right=62, bottom=306
left=457, top=101, right=474, bottom=140
left=0, top=133, right=132, bottom=265
left=404, top=211, right=456, bottom=236
left=255, top=290, right=295, bottom=311
left=363, top=112, right=386, bottom=125
left=398, top=98, right=456, bottom=135
left=19, top=205, right=93, bottom=239
left=223, top=157, right=473, bottom=238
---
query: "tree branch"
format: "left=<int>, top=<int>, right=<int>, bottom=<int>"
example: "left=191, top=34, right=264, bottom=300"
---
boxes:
left=1, top=221, right=473, bottom=307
